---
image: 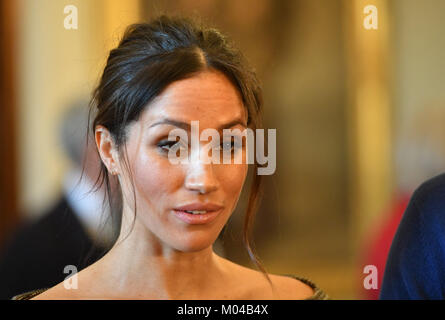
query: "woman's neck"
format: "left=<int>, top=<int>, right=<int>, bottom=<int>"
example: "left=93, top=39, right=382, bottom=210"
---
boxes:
left=90, top=219, right=230, bottom=299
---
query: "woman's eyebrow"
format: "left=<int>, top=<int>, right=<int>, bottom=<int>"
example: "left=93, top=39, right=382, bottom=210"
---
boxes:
left=148, top=118, right=247, bottom=130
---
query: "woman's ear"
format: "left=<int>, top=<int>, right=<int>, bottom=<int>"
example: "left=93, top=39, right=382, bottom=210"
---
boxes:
left=95, top=125, right=119, bottom=175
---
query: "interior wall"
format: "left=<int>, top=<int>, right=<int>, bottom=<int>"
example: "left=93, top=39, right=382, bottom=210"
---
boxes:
left=18, top=0, right=140, bottom=218
left=391, top=0, right=445, bottom=190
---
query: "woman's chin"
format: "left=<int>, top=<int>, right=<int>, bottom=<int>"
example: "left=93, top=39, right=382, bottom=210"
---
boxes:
left=172, top=235, right=218, bottom=252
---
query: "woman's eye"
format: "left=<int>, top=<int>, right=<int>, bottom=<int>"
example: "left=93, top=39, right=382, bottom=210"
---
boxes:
left=220, top=138, right=242, bottom=153
left=221, top=141, right=234, bottom=151
left=157, top=140, right=179, bottom=152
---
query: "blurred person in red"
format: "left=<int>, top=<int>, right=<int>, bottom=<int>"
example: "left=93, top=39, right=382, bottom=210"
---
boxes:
left=359, top=102, right=445, bottom=299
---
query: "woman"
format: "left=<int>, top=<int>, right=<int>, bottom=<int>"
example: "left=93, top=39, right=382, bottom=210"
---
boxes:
left=14, top=15, right=328, bottom=300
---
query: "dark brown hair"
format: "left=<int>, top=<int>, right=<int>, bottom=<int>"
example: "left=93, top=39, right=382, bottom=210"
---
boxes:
left=86, top=14, right=269, bottom=284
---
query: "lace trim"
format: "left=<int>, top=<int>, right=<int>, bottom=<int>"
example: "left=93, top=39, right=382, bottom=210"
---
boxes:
left=11, top=288, right=49, bottom=300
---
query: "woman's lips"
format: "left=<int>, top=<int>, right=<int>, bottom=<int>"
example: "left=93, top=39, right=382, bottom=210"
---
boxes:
left=174, top=202, right=224, bottom=212
left=172, top=209, right=221, bottom=224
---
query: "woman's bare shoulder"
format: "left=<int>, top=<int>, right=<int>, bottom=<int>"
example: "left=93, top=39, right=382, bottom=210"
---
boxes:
left=30, top=283, right=83, bottom=300
left=268, top=273, right=315, bottom=299
left=218, top=258, right=315, bottom=299
left=31, top=264, right=98, bottom=300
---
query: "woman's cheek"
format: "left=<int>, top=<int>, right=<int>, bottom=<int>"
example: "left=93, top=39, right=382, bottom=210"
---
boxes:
left=219, top=163, right=248, bottom=197
left=133, top=151, right=184, bottom=200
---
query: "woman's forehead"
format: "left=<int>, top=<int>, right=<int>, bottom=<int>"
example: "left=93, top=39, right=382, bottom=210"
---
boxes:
left=140, top=71, right=246, bottom=127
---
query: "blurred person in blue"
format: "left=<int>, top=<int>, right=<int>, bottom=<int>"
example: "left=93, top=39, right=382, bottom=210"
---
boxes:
left=379, top=103, right=445, bottom=299
left=0, top=100, right=119, bottom=299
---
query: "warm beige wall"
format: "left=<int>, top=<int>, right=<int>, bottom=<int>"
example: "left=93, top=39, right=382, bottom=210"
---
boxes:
left=392, top=0, right=445, bottom=190
left=18, top=0, right=140, bottom=217
left=343, top=0, right=393, bottom=251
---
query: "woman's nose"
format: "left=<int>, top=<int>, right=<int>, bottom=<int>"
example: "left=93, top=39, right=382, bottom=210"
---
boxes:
left=184, top=161, right=219, bottom=194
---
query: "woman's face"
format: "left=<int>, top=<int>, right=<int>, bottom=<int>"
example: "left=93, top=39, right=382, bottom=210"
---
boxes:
left=111, top=71, right=248, bottom=252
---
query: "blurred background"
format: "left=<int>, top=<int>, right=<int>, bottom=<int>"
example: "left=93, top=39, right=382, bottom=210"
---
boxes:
left=1, top=0, right=445, bottom=299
